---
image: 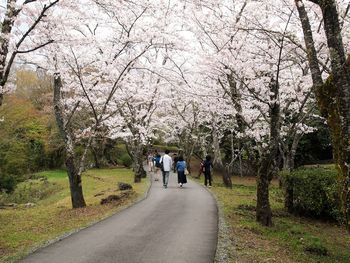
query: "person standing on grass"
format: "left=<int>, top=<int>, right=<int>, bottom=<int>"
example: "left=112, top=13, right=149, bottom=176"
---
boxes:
left=176, top=156, right=187, bottom=187
left=203, top=155, right=213, bottom=187
left=161, top=149, right=172, bottom=188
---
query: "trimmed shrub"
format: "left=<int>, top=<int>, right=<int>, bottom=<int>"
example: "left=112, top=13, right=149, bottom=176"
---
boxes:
left=281, top=166, right=345, bottom=223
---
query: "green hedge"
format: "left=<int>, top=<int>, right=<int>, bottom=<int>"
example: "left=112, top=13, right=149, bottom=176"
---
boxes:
left=281, top=166, right=345, bottom=223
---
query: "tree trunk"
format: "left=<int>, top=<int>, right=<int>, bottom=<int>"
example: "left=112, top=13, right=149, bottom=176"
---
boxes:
left=256, top=78, right=280, bottom=226
left=127, top=140, right=145, bottom=183
left=181, top=132, right=195, bottom=174
left=137, top=148, right=147, bottom=178
left=0, top=0, right=18, bottom=106
left=66, top=143, right=86, bottom=208
left=212, top=125, right=232, bottom=188
left=53, top=74, right=86, bottom=208
left=212, top=127, right=223, bottom=167
left=200, top=137, right=208, bottom=159
left=297, top=0, right=350, bottom=230
left=256, top=162, right=273, bottom=226
left=318, top=0, right=350, bottom=230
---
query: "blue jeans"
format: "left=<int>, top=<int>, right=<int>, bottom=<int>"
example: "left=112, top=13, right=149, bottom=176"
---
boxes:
left=163, top=171, right=170, bottom=186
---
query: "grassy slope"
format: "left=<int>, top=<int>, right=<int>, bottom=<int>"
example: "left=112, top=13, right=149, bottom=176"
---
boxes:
left=0, top=168, right=149, bottom=262
left=191, top=160, right=350, bottom=263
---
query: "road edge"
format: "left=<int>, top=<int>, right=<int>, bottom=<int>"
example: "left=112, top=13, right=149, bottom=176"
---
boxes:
left=190, top=177, right=241, bottom=263
left=13, top=172, right=153, bottom=263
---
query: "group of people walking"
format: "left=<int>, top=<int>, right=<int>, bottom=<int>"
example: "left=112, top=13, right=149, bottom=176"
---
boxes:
left=147, top=150, right=213, bottom=188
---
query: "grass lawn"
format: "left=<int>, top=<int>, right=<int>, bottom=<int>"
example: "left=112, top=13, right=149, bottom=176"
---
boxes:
left=191, top=160, right=350, bottom=263
left=0, top=168, right=149, bottom=262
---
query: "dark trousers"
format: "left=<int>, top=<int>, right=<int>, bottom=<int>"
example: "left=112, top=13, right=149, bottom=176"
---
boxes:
left=204, top=171, right=212, bottom=186
left=177, top=171, right=187, bottom=184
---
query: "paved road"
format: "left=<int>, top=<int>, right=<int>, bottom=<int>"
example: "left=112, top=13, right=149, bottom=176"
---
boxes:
left=19, top=172, right=218, bottom=263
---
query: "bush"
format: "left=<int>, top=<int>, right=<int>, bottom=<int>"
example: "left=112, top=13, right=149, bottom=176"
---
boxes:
left=281, top=166, right=345, bottom=223
left=0, top=174, right=17, bottom=193
left=0, top=178, right=62, bottom=204
left=120, top=153, right=132, bottom=168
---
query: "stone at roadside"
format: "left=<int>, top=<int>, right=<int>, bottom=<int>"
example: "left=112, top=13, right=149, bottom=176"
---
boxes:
left=100, top=190, right=133, bottom=205
left=118, top=182, right=133, bottom=191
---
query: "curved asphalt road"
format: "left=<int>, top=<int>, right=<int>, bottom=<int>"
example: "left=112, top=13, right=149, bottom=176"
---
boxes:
left=19, top=172, right=218, bottom=263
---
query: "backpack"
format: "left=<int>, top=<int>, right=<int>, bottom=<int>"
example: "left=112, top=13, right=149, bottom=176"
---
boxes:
left=200, top=160, right=205, bottom=172
left=155, top=156, right=162, bottom=168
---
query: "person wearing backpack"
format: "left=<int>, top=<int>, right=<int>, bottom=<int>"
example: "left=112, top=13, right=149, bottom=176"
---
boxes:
left=198, top=159, right=205, bottom=178
left=176, top=156, right=187, bottom=187
left=153, top=153, right=162, bottom=181
left=161, top=150, right=172, bottom=188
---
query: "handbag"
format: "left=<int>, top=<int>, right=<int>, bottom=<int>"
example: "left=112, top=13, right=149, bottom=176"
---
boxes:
left=184, top=168, right=189, bottom=175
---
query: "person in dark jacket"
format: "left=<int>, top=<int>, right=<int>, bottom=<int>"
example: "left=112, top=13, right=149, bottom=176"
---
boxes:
left=203, top=155, right=213, bottom=187
left=153, top=153, right=162, bottom=181
left=176, top=156, right=187, bottom=187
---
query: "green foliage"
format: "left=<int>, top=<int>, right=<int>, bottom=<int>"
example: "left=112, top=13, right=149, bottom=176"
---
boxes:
left=120, top=153, right=132, bottom=168
left=0, top=174, right=17, bottom=194
left=304, top=237, right=328, bottom=256
left=281, top=166, right=345, bottom=223
left=0, top=178, right=62, bottom=204
left=0, top=93, right=64, bottom=192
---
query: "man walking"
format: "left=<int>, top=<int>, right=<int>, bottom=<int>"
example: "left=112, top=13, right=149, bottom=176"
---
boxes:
left=161, top=150, right=172, bottom=188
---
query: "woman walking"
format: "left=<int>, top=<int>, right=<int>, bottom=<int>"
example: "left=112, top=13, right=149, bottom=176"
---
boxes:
left=176, top=156, right=187, bottom=187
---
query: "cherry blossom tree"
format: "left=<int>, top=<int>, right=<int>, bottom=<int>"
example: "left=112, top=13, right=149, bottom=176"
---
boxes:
left=181, top=0, right=324, bottom=225
left=0, top=0, right=58, bottom=106
left=37, top=0, right=176, bottom=207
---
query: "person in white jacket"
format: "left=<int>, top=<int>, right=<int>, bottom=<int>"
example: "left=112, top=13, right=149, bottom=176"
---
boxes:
left=161, top=150, right=173, bottom=188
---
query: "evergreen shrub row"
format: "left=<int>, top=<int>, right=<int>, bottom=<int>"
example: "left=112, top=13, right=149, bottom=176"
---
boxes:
left=281, top=166, right=345, bottom=223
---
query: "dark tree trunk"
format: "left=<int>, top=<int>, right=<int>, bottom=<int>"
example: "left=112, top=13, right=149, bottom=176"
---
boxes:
left=137, top=148, right=147, bottom=179
left=66, top=154, right=86, bottom=208
left=0, top=0, right=18, bottom=106
left=297, top=0, right=350, bottom=230
left=223, top=168, right=233, bottom=189
left=179, top=132, right=195, bottom=174
left=126, top=140, right=145, bottom=183
left=212, top=124, right=232, bottom=188
left=256, top=163, right=273, bottom=226
left=53, top=74, right=86, bottom=208
left=256, top=78, right=280, bottom=226
left=318, top=0, right=350, bottom=230
left=134, top=162, right=142, bottom=183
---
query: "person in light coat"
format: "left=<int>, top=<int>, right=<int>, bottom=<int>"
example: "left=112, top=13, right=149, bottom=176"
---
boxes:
left=161, top=149, right=172, bottom=188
